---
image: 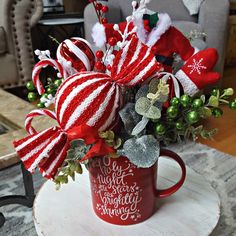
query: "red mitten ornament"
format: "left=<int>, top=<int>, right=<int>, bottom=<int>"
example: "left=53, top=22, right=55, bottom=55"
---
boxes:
left=57, top=37, right=95, bottom=74
left=175, top=48, right=221, bottom=96
left=14, top=36, right=162, bottom=179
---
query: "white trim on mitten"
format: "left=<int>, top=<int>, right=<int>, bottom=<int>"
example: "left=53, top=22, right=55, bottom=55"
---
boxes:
left=92, top=23, right=107, bottom=48
left=175, top=69, right=199, bottom=96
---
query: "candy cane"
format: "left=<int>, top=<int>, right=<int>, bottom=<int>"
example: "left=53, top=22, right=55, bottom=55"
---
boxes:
left=32, top=59, right=68, bottom=95
left=25, top=109, right=57, bottom=135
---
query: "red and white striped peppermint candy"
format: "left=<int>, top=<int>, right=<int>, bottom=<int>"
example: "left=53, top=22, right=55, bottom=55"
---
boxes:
left=57, top=37, right=95, bottom=74
left=32, top=59, right=67, bottom=95
left=25, top=109, right=57, bottom=135
left=55, top=71, right=122, bottom=132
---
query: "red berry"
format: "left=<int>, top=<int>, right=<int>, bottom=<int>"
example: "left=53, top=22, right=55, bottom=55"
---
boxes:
left=101, top=5, right=109, bottom=13
left=108, top=37, right=117, bottom=46
left=101, top=18, right=108, bottom=24
left=95, top=3, right=102, bottom=10
left=95, top=50, right=104, bottom=59
left=89, top=0, right=95, bottom=2
left=106, top=65, right=112, bottom=71
left=95, top=61, right=104, bottom=70
left=112, top=50, right=118, bottom=55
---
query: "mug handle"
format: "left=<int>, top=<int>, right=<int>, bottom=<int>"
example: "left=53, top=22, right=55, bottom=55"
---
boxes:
left=155, top=149, right=186, bottom=198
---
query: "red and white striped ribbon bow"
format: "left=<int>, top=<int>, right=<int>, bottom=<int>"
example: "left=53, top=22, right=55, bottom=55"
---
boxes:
left=14, top=35, right=162, bottom=180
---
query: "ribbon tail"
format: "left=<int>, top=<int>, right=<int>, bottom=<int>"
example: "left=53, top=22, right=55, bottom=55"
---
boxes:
left=80, top=140, right=115, bottom=162
left=13, top=127, right=68, bottom=179
left=39, top=138, right=69, bottom=179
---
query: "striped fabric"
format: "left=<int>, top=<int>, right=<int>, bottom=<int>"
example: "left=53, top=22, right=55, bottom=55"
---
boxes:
left=57, top=37, right=95, bottom=73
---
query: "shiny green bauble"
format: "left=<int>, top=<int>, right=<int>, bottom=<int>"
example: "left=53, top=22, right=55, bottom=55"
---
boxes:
left=46, top=87, right=55, bottom=95
left=40, top=93, right=48, bottom=100
left=180, top=94, right=191, bottom=108
left=211, top=88, right=219, bottom=97
left=167, top=106, right=178, bottom=118
left=26, top=81, right=35, bottom=91
left=155, top=123, right=166, bottom=136
left=27, top=92, right=37, bottom=102
left=229, top=100, right=236, bottom=110
left=170, top=97, right=180, bottom=107
left=192, top=98, right=204, bottom=109
left=54, top=79, right=62, bottom=88
left=212, top=108, right=223, bottom=118
left=175, top=121, right=184, bottom=130
left=37, top=102, right=45, bottom=108
left=186, top=111, right=200, bottom=124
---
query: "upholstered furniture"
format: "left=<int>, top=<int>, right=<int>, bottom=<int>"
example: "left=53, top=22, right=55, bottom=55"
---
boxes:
left=0, top=0, right=43, bottom=89
left=84, top=0, right=229, bottom=74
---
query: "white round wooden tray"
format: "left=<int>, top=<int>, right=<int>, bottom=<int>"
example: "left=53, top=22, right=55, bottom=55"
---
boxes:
left=33, top=158, right=220, bottom=236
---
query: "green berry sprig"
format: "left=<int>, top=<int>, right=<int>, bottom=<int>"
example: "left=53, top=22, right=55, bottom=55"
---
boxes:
left=153, top=87, right=235, bottom=144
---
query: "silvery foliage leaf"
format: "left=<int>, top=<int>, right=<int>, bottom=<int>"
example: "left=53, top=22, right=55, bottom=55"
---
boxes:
left=67, top=139, right=90, bottom=161
left=148, top=78, right=159, bottom=94
left=131, top=116, right=149, bottom=136
left=117, top=135, right=160, bottom=168
left=135, top=97, right=161, bottom=119
left=119, top=103, right=142, bottom=135
left=135, top=85, right=149, bottom=101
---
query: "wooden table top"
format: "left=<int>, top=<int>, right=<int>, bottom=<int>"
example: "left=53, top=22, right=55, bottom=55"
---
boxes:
left=0, top=89, right=56, bottom=169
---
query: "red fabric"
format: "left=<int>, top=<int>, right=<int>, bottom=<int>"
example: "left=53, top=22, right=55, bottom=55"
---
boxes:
left=103, top=21, right=135, bottom=42
left=181, top=48, right=220, bottom=89
left=151, top=26, right=194, bottom=62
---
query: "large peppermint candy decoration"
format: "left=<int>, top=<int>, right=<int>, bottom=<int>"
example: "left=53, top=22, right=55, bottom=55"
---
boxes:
left=57, top=37, right=95, bottom=74
left=55, top=72, right=121, bottom=132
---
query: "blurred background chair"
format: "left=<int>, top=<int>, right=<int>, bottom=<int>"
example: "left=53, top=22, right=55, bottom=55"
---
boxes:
left=0, top=0, right=43, bottom=89
left=84, top=0, right=230, bottom=75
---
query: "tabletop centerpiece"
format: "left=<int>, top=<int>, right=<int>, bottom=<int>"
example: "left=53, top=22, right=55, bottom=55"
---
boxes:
left=14, top=0, right=235, bottom=225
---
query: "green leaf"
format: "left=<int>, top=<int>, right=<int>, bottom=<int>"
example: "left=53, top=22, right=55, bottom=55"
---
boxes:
left=208, top=96, right=219, bottom=107
left=148, top=79, right=159, bottom=94
left=70, top=139, right=85, bottom=149
left=135, top=97, right=151, bottom=116
left=146, top=105, right=161, bottom=119
left=200, top=95, right=206, bottom=104
left=75, top=164, right=83, bottom=174
left=199, top=107, right=212, bottom=118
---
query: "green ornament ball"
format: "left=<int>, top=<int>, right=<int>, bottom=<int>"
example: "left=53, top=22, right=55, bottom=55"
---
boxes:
left=229, top=101, right=236, bottom=110
left=46, top=87, right=55, bottom=95
left=54, top=79, right=62, bottom=88
left=167, top=106, right=178, bottom=118
left=212, top=108, right=223, bottom=118
left=186, top=111, right=200, bottom=124
left=180, top=94, right=191, bottom=108
left=192, top=98, right=204, bottom=109
left=170, top=97, right=180, bottom=107
left=27, top=92, right=37, bottom=102
left=211, top=88, right=219, bottom=97
left=41, top=93, right=48, bottom=99
left=175, top=121, right=184, bottom=130
left=26, top=81, right=35, bottom=91
left=37, top=102, right=45, bottom=108
left=155, top=123, right=166, bottom=136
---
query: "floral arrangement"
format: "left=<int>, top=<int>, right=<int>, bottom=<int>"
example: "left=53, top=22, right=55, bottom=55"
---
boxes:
left=15, top=0, right=235, bottom=188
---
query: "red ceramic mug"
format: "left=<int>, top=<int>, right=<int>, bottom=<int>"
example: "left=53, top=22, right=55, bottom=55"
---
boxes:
left=88, top=149, right=186, bottom=225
